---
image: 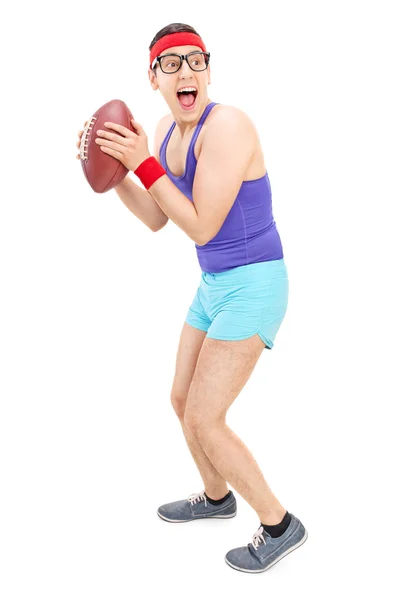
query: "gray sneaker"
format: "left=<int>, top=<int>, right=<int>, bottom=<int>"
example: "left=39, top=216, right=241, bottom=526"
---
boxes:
left=225, top=513, right=308, bottom=573
left=157, top=490, right=237, bottom=523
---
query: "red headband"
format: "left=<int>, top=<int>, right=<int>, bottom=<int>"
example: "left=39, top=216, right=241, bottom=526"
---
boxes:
left=150, top=32, right=207, bottom=68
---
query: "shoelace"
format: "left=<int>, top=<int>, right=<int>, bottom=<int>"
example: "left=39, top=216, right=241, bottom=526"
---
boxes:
left=251, top=525, right=267, bottom=550
left=187, top=490, right=208, bottom=507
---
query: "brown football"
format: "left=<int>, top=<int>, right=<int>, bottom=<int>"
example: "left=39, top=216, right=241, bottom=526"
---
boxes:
left=80, top=99, right=134, bottom=193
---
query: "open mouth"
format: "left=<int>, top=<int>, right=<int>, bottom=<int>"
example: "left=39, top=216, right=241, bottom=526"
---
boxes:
left=177, top=87, right=198, bottom=109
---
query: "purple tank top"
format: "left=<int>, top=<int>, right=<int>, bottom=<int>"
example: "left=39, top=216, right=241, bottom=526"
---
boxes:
left=159, top=102, right=284, bottom=273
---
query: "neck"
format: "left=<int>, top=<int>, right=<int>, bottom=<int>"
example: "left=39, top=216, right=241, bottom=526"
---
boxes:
left=173, top=98, right=212, bottom=137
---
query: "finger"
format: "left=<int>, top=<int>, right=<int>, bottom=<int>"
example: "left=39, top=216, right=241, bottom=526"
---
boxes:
left=95, top=137, right=127, bottom=154
left=131, top=118, right=142, bottom=133
left=96, top=129, right=130, bottom=144
left=103, top=121, right=136, bottom=137
left=98, top=145, right=124, bottom=160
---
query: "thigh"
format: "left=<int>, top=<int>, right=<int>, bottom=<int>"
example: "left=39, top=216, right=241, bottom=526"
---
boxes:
left=186, top=334, right=265, bottom=426
left=171, top=321, right=208, bottom=403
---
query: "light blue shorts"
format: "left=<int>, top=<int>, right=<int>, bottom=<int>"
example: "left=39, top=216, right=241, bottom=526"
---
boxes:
left=185, top=259, right=289, bottom=350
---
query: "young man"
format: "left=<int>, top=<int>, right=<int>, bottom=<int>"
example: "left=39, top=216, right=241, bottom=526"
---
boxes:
left=81, top=22, right=308, bottom=574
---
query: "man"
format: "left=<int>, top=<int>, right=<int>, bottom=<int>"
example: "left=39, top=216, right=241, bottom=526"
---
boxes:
left=76, top=22, right=307, bottom=574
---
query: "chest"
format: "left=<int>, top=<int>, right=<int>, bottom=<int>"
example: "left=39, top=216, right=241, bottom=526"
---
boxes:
left=165, top=126, right=205, bottom=178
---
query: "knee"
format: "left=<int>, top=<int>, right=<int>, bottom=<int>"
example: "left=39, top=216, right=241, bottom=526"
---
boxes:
left=183, top=408, right=211, bottom=438
left=183, top=408, right=199, bottom=434
left=170, top=392, right=187, bottom=421
left=184, top=406, right=225, bottom=438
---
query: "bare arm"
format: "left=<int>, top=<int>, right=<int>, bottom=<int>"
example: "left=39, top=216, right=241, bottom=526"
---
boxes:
left=113, top=116, right=171, bottom=232
left=113, top=175, right=168, bottom=232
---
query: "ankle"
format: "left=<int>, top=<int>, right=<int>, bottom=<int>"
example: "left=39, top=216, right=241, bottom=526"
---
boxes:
left=204, top=487, right=230, bottom=501
left=259, top=507, right=287, bottom=526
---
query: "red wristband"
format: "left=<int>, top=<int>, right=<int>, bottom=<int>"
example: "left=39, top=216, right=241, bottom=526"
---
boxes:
left=134, top=157, right=166, bottom=190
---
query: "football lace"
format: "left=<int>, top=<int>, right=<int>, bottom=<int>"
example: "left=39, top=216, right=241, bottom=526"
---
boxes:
left=79, top=116, right=97, bottom=161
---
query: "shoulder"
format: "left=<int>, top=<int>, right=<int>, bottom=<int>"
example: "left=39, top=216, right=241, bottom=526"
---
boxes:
left=208, top=104, right=256, bottom=129
left=153, top=113, right=174, bottom=161
left=200, top=104, right=258, bottom=155
left=204, top=104, right=257, bottom=142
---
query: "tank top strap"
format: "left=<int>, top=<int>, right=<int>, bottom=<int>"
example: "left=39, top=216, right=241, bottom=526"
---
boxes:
left=188, top=102, right=219, bottom=158
left=159, top=120, right=176, bottom=168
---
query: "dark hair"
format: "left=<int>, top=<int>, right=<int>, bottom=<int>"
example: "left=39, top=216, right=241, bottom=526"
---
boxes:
left=149, top=23, right=200, bottom=51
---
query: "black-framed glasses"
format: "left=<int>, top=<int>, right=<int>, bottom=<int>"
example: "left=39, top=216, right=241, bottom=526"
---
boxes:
left=152, top=51, right=210, bottom=74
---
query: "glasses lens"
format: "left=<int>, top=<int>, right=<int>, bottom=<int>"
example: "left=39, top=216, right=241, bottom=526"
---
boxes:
left=158, top=53, right=209, bottom=73
left=187, top=52, right=208, bottom=71
left=159, top=55, right=181, bottom=73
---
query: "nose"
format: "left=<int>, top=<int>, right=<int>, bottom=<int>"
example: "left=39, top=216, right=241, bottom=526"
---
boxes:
left=178, top=59, right=193, bottom=78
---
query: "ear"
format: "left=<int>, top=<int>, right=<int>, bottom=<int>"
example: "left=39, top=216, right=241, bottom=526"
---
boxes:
left=207, top=64, right=211, bottom=85
left=148, top=68, right=159, bottom=91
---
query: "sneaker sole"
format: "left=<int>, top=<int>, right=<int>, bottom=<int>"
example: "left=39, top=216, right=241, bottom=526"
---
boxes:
left=157, top=509, right=237, bottom=523
left=225, top=529, right=308, bottom=573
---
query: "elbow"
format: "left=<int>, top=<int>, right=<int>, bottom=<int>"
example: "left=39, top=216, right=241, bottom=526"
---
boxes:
left=195, top=229, right=214, bottom=246
left=151, top=217, right=169, bottom=232
left=195, top=236, right=208, bottom=246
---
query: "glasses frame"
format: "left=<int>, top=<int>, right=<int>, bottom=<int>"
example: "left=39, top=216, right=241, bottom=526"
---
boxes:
left=152, top=51, right=211, bottom=74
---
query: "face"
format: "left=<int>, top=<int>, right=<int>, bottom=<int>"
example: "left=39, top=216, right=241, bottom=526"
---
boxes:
left=148, top=45, right=211, bottom=122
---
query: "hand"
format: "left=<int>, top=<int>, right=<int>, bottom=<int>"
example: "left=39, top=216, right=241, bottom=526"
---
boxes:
left=95, top=118, right=151, bottom=172
left=76, top=120, right=89, bottom=159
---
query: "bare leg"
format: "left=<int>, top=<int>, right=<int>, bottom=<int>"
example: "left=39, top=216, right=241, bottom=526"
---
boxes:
left=171, top=323, right=229, bottom=500
left=185, top=333, right=286, bottom=525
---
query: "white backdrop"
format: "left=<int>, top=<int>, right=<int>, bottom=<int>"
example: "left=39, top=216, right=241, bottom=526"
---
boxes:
left=1, top=1, right=399, bottom=598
